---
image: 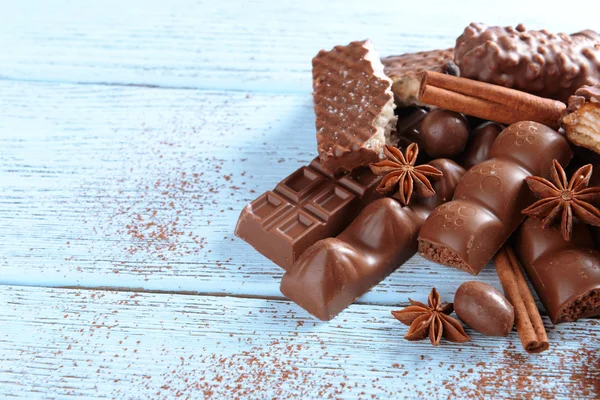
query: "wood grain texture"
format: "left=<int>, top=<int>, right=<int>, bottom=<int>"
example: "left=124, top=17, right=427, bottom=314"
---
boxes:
left=1, top=285, right=598, bottom=399
left=1, top=1, right=599, bottom=397
left=1, top=80, right=508, bottom=302
left=0, top=0, right=599, bottom=93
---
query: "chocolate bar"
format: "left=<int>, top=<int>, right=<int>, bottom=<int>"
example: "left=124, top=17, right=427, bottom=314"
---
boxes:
left=455, top=23, right=600, bottom=103
left=418, top=121, right=573, bottom=275
left=234, top=158, right=382, bottom=270
left=313, top=40, right=396, bottom=174
left=381, top=48, right=456, bottom=106
left=513, top=217, right=600, bottom=324
left=280, top=159, right=465, bottom=320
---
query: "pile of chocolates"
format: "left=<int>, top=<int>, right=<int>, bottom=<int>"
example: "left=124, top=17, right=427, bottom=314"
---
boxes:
left=235, top=23, right=600, bottom=353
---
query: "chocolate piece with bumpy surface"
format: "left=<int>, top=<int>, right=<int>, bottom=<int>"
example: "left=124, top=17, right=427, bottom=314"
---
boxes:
left=455, top=23, right=600, bottom=103
left=561, top=85, right=600, bottom=154
left=313, top=40, right=396, bottom=174
left=418, top=121, right=573, bottom=275
left=280, top=159, right=465, bottom=321
left=514, top=217, right=600, bottom=324
left=382, top=48, right=455, bottom=106
left=235, top=158, right=382, bottom=270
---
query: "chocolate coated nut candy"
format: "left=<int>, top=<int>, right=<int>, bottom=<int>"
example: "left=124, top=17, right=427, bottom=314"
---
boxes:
left=419, top=110, right=470, bottom=158
left=396, top=108, right=469, bottom=159
left=460, top=122, right=504, bottom=170
left=454, top=281, right=514, bottom=337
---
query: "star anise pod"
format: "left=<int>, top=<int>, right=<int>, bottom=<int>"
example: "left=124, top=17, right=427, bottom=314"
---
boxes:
left=391, top=288, right=471, bottom=346
left=522, top=160, right=600, bottom=241
left=369, top=143, right=443, bottom=205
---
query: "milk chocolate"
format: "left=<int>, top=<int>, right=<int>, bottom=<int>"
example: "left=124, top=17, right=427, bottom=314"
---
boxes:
left=418, top=121, right=573, bottom=275
left=235, top=158, right=381, bottom=270
left=396, top=108, right=469, bottom=160
left=280, top=159, right=465, bottom=321
left=514, top=217, right=600, bottom=324
left=455, top=23, right=600, bottom=103
left=313, top=40, right=396, bottom=174
left=460, top=122, right=504, bottom=170
left=454, top=281, right=514, bottom=337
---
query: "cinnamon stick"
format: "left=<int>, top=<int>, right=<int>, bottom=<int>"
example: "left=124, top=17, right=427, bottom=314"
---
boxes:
left=494, top=246, right=549, bottom=353
left=419, top=71, right=565, bottom=129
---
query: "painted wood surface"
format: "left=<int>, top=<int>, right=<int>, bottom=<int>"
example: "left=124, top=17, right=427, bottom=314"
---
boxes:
left=1, top=0, right=600, bottom=398
left=1, top=80, right=509, bottom=302
left=1, top=0, right=599, bottom=93
left=1, top=286, right=599, bottom=399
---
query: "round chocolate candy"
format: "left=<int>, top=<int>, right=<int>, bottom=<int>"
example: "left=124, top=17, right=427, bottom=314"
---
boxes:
left=418, top=109, right=469, bottom=158
left=460, top=122, right=504, bottom=170
left=454, top=281, right=514, bottom=337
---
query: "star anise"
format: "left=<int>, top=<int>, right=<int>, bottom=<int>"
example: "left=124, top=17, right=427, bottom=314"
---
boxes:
left=369, top=143, right=443, bottom=205
left=391, top=288, right=471, bottom=346
left=522, top=160, right=600, bottom=241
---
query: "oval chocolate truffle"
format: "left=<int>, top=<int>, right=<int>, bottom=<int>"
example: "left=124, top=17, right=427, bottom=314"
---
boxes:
left=460, top=122, right=504, bottom=170
left=418, top=109, right=470, bottom=158
left=454, top=281, right=514, bottom=337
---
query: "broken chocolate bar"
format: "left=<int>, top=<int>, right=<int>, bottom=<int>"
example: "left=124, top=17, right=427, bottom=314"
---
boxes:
left=513, top=217, right=600, bottom=324
left=561, top=85, right=600, bottom=154
left=234, top=158, right=381, bottom=270
left=418, top=121, right=573, bottom=275
left=280, top=159, right=465, bottom=321
left=313, top=40, right=396, bottom=174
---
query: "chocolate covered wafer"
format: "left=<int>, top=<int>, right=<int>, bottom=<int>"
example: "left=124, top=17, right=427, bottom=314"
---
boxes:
left=455, top=23, right=600, bottom=103
left=313, top=40, right=397, bottom=174
left=382, top=48, right=456, bottom=106
left=281, top=159, right=465, bottom=321
left=514, top=217, right=600, bottom=324
left=418, top=121, right=573, bottom=275
left=561, top=85, right=600, bottom=154
left=235, top=158, right=382, bottom=270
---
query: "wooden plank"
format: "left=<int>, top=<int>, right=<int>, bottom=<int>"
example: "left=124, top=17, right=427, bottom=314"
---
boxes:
left=1, top=80, right=512, bottom=300
left=0, top=0, right=598, bottom=92
left=0, top=285, right=598, bottom=399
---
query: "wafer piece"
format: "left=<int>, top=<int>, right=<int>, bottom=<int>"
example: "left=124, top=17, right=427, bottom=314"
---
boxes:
left=313, top=40, right=397, bottom=174
left=382, top=48, right=456, bottom=106
left=561, top=85, right=600, bottom=154
left=455, top=23, right=600, bottom=103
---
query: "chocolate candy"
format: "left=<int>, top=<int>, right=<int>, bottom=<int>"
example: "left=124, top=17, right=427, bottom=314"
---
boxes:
left=455, top=23, right=600, bottom=103
left=313, top=40, right=396, bottom=173
left=235, top=158, right=381, bottom=270
left=460, top=122, right=504, bottom=170
left=514, top=217, right=600, bottom=324
left=280, top=159, right=465, bottom=321
left=396, top=108, right=469, bottom=159
left=418, top=121, right=573, bottom=275
left=454, top=281, right=514, bottom=337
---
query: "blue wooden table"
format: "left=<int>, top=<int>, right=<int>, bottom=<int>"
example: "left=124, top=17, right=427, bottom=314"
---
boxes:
left=1, top=1, right=599, bottom=398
